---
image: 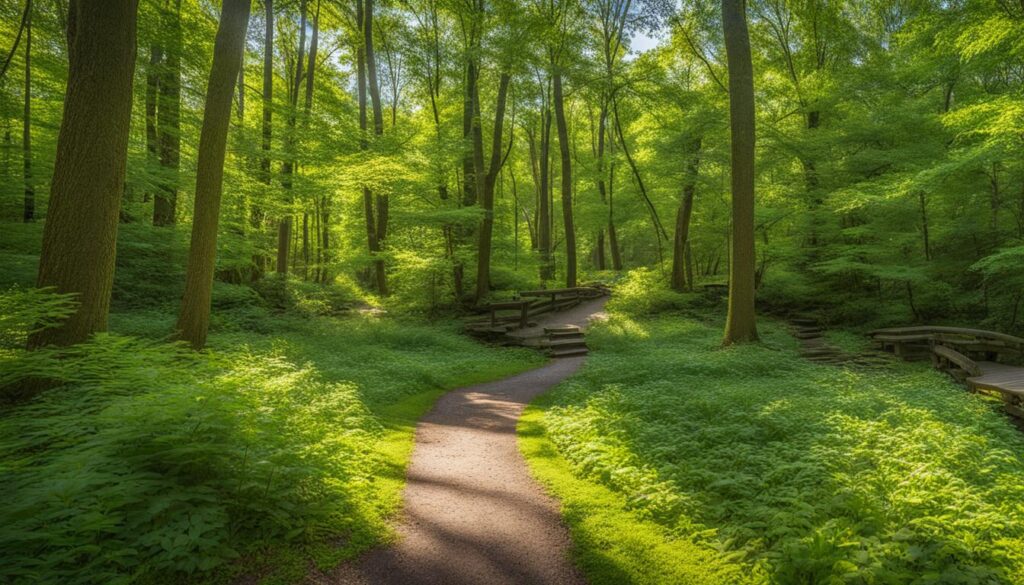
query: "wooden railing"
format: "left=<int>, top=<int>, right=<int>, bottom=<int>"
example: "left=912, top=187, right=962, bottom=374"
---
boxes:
left=471, top=286, right=607, bottom=333
left=871, top=325, right=1024, bottom=420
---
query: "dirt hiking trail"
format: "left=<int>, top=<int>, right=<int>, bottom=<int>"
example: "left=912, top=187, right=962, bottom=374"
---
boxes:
left=319, top=297, right=608, bottom=585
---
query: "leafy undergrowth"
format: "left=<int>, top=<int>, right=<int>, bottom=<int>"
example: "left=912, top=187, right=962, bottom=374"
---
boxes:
left=0, top=288, right=543, bottom=584
left=523, top=300, right=1024, bottom=583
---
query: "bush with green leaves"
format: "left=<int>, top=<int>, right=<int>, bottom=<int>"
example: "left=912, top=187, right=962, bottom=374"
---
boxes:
left=526, top=305, right=1024, bottom=584
left=0, top=287, right=542, bottom=584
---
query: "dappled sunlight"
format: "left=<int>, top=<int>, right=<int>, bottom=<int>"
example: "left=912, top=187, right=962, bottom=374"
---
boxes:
left=530, top=312, right=1024, bottom=583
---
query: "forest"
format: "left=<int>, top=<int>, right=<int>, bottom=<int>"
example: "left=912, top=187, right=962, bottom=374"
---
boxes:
left=2, top=0, right=1024, bottom=583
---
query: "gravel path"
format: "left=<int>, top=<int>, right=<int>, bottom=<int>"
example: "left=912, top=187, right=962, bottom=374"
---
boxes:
left=321, top=298, right=607, bottom=585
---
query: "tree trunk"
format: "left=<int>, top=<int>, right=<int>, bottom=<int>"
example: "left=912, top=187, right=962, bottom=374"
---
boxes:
left=22, top=0, right=33, bottom=223
left=539, top=99, right=553, bottom=281
left=29, top=0, right=140, bottom=349
left=721, top=0, right=759, bottom=345
left=672, top=138, right=701, bottom=291
left=304, top=0, right=319, bottom=115
left=260, top=0, right=272, bottom=183
left=277, top=0, right=306, bottom=276
left=474, top=72, right=511, bottom=301
left=176, top=0, right=251, bottom=349
left=607, top=139, right=622, bottom=270
left=553, top=71, right=576, bottom=288
left=145, top=43, right=161, bottom=204
left=364, top=0, right=387, bottom=295
left=594, top=100, right=609, bottom=270
left=153, top=0, right=181, bottom=226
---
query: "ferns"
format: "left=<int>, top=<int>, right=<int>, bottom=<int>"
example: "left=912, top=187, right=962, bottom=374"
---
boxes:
left=533, top=310, right=1024, bottom=583
left=0, top=286, right=542, bottom=583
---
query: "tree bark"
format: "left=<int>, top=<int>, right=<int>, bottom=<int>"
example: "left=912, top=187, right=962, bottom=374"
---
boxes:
left=553, top=71, right=576, bottom=287
left=145, top=42, right=161, bottom=204
left=277, top=0, right=307, bottom=275
left=175, top=0, right=251, bottom=349
left=538, top=96, right=553, bottom=281
left=362, top=0, right=387, bottom=295
left=153, top=0, right=181, bottom=226
left=474, top=72, right=512, bottom=302
left=672, top=138, right=701, bottom=291
left=22, top=0, right=33, bottom=223
left=260, top=0, right=272, bottom=183
left=29, top=0, right=140, bottom=349
left=721, top=0, right=759, bottom=344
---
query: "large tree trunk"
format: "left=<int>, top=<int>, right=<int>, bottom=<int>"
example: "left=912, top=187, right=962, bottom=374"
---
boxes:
left=553, top=71, right=576, bottom=287
left=474, top=72, right=511, bottom=302
left=671, top=138, right=701, bottom=291
left=721, top=0, right=759, bottom=345
left=176, top=0, right=251, bottom=349
left=29, top=0, right=140, bottom=349
left=22, top=0, right=33, bottom=223
left=153, top=0, right=181, bottom=226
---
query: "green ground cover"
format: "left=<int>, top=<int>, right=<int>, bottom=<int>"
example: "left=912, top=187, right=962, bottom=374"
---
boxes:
left=522, top=273, right=1024, bottom=584
left=0, top=224, right=543, bottom=584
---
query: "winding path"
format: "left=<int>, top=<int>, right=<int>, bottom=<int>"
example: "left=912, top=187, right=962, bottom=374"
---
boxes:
left=324, top=298, right=608, bottom=585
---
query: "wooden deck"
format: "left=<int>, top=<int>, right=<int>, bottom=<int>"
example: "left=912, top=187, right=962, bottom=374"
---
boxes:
left=969, top=362, right=1024, bottom=396
left=871, top=325, right=1024, bottom=421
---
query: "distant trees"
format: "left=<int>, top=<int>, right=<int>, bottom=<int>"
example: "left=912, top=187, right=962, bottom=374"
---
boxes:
left=720, top=0, right=758, bottom=344
left=29, top=0, right=139, bottom=348
left=10, top=0, right=1024, bottom=345
left=175, top=0, right=251, bottom=349
left=153, top=0, right=182, bottom=227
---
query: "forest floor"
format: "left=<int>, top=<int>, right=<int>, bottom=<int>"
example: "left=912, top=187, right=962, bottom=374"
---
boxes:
left=319, top=298, right=608, bottom=585
left=519, top=285, right=1024, bottom=584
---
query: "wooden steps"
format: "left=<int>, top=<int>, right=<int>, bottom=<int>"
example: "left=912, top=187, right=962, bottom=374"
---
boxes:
left=789, top=317, right=893, bottom=370
left=543, top=325, right=588, bottom=358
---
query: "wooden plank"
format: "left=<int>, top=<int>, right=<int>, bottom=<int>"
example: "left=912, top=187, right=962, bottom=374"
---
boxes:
left=968, top=361, right=1024, bottom=397
left=932, top=345, right=981, bottom=377
left=485, top=300, right=531, bottom=310
left=870, top=326, right=1024, bottom=349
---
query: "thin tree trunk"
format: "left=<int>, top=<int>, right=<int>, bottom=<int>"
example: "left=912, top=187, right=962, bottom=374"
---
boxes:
left=302, top=212, right=309, bottom=279
left=22, top=0, right=33, bottom=223
left=539, top=97, right=553, bottom=281
left=553, top=71, right=576, bottom=287
left=594, top=99, right=608, bottom=270
left=0, top=0, right=30, bottom=82
left=29, top=0, right=140, bottom=349
left=153, top=0, right=181, bottom=226
left=721, top=0, right=759, bottom=344
left=364, top=0, right=387, bottom=295
left=672, top=138, right=701, bottom=291
left=260, top=0, right=272, bottom=183
left=278, top=0, right=307, bottom=275
left=145, top=43, right=161, bottom=204
left=474, top=72, right=511, bottom=301
left=176, top=0, right=251, bottom=349
left=919, top=190, right=931, bottom=261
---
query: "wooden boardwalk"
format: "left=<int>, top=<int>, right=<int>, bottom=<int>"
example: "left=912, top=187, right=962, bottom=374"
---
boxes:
left=466, top=286, right=609, bottom=358
left=871, top=326, right=1024, bottom=421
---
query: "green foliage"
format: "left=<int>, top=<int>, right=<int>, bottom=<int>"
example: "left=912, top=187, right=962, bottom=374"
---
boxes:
left=0, top=288, right=543, bottom=584
left=0, top=286, right=76, bottom=349
left=526, top=308, right=1024, bottom=583
left=607, top=268, right=706, bottom=316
